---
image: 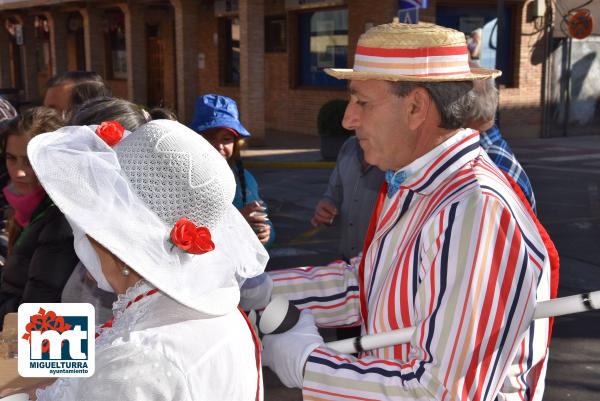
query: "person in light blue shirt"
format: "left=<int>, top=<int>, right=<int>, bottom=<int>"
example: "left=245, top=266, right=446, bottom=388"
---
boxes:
left=312, top=135, right=384, bottom=260
left=191, top=94, right=274, bottom=247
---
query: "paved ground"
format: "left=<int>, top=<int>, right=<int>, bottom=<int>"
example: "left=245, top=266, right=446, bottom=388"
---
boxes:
left=510, top=136, right=600, bottom=401
left=243, top=133, right=600, bottom=400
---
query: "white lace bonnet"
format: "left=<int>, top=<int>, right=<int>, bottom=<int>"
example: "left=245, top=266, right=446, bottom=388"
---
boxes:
left=27, top=119, right=269, bottom=315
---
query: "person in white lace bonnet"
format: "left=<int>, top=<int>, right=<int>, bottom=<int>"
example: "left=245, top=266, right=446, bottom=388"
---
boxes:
left=8, top=119, right=269, bottom=400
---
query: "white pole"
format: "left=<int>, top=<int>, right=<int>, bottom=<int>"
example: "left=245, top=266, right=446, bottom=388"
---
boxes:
left=532, top=291, right=600, bottom=319
left=324, top=291, right=600, bottom=354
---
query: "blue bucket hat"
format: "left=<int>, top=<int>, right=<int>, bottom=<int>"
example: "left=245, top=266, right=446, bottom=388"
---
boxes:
left=190, top=94, right=251, bottom=138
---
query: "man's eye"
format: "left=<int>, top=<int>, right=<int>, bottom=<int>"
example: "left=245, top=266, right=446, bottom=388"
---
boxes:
left=356, top=100, right=367, bottom=106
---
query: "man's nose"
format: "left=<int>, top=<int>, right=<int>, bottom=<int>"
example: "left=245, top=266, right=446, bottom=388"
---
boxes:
left=342, top=102, right=359, bottom=130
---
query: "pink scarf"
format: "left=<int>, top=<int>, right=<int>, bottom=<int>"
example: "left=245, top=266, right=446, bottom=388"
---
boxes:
left=3, top=184, right=46, bottom=227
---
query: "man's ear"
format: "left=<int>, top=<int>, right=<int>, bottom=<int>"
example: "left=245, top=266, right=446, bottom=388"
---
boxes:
left=406, top=87, right=431, bottom=131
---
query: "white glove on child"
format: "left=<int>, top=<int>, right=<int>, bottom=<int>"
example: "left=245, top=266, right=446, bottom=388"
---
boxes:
left=262, top=309, right=323, bottom=388
left=240, top=273, right=273, bottom=311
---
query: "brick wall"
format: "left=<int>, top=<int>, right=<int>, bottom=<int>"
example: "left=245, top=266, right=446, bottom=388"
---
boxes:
left=499, top=1, right=545, bottom=138
left=263, top=0, right=397, bottom=137
left=143, top=0, right=547, bottom=139
left=259, top=0, right=547, bottom=138
left=1, top=0, right=549, bottom=139
left=197, top=6, right=240, bottom=104
left=424, top=0, right=545, bottom=138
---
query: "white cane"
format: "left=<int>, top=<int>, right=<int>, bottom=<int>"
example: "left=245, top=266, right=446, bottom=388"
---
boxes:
left=259, top=291, right=600, bottom=354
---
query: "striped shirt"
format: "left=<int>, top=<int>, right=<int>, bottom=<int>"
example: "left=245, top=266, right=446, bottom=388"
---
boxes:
left=270, top=129, right=550, bottom=401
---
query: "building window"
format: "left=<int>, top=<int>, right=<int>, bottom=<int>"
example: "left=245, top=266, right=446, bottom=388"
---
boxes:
left=265, top=15, right=286, bottom=53
left=105, top=11, right=127, bottom=80
left=220, top=17, right=240, bottom=86
left=436, top=5, right=515, bottom=87
left=298, top=8, right=348, bottom=88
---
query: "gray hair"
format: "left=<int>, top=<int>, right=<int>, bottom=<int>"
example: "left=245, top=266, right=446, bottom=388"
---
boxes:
left=466, top=78, right=498, bottom=123
left=388, top=81, right=475, bottom=129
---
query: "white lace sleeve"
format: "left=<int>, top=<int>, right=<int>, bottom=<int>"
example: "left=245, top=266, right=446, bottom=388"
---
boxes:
left=36, top=343, right=190, bottom=401
left=35, top=377, right=77, bottom=401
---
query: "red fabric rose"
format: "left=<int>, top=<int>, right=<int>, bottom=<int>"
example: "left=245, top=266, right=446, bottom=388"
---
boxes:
left=170, top=218, right=215, bottom=255
left=96, top=121, right=125, bottom=147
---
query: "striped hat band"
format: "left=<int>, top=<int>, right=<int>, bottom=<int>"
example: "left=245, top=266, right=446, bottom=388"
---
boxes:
left=353, top=45, right=470, bottom=78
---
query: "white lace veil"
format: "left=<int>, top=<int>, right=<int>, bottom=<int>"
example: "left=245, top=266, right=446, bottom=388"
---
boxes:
left=28, top=120, right=269, bottom=315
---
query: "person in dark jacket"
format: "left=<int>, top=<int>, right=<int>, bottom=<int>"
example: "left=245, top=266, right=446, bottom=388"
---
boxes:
left=0, top=107, right=78, bottom=328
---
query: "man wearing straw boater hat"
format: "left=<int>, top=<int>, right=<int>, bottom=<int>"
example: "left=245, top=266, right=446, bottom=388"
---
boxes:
left=262, top=21, right=552, bottom=401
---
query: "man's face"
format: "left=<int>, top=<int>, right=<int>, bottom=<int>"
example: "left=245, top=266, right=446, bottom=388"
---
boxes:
left=43, top=82, right=75, bottom=112
left=342, top=80, right=417, bottom=171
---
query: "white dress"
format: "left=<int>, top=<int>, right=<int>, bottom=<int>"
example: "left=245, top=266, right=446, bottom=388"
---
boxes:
left=36, top=280, right=261, bottom=401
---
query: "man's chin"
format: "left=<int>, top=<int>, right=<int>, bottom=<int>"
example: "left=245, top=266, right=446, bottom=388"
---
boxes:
left=362, top=152, right=382, bottom=170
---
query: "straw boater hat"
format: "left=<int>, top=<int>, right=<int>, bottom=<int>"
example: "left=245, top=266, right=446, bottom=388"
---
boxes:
left=326, top=20, right=502, bottom=82
left=27, top=120, right=269, bottom=315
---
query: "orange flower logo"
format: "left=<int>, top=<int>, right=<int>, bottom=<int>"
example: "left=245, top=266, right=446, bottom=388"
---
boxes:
left=170, top=218, right=215, bottom=255
left=22, top=308, right=72, bottom=352
left=96, top=120, right=125, bottom=147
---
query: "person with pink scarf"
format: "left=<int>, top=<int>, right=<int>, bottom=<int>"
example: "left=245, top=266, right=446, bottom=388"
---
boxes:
left=0, top=107, right=78, bottom=328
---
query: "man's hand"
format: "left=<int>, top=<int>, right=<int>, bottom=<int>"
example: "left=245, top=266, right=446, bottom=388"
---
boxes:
left=311, top=199, right=338, bottom=227
left=262, top=310, right=324, bottom=388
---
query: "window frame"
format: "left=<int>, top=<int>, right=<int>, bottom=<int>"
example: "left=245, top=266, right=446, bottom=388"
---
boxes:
left=291, top=6, right=349, bottom=90
left=435, top=1, right=520, bottom=88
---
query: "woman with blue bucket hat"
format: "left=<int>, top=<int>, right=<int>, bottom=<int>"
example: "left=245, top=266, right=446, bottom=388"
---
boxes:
left=191, top=94, right=274, bottom=248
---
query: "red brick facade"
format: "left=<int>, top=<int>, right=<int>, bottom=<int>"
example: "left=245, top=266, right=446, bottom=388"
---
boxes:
left=0, top=0, right=554, bottom=139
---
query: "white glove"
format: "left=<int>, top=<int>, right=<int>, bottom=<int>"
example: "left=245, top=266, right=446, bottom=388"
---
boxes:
left=240, top=273, right=273, bottom=311
left=262, top=309, right=323, bottom=388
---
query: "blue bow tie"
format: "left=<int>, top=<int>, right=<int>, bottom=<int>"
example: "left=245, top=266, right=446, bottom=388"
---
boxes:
left=385, top=170, right=408, bottom=198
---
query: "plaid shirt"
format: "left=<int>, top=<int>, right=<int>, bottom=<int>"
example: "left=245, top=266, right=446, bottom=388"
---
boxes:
left=480, top=125, right=536, bottom=212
